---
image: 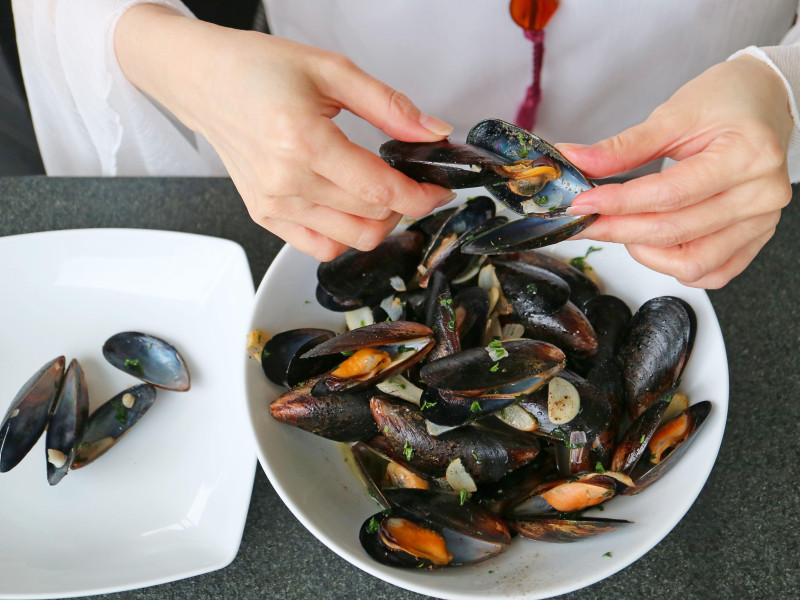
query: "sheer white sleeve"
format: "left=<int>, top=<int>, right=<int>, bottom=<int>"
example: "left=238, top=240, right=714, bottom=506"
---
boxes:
left=11, top=0, right=226, bottom=176
left=729, top=4, right=800, bottom=182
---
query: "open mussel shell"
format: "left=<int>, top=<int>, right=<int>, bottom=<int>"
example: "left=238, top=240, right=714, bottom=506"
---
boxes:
left=0, top=356, right=65, bottom=473
left=351, top=441, right=435, bottom=509
left=623, top=400, right=711, bottom=495
left=72, top=383, right=156, bottom=469
left=424, top=271, right=461, bottom=362
left=419, top=387, right=518, bottom=427
left=509, top=516, right=632, bottom=543
left=269, top=381, right=379, bottom=442
left=461, top=213, right=599, bottom=255
left=610, top=397, right=670, bottom=475
left=302, top=321, right=434, bottom=393
left=508, top=473, right=617, bottom=517
left=467, top=119, right=593, bottom=216
left=45, top=359, right=89, bottom=485
left=261, top=328, right=338, bottom=387
left=103, top=332, right=190, bottom=391
left=316, top=231, right=424, bottom=312
left=358, top=488, right=511, bottom=569
left=618, top=296, right=695, bottom=420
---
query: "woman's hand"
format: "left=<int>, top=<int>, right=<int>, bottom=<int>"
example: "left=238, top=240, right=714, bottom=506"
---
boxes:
left=115, top=5, right=455, bottom=261
left=559, top=55, right=794, bottom=288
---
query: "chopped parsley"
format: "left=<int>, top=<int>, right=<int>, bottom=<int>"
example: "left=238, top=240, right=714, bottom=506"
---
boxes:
left=112, top=399, right=128, bottom=425
left=124, top=358, right=144, bottom=375
left=516, top=148, right=529, bottom=159
left=470, top=400, right=482, bottom=413
left=603, top=552, right=612, bottom=558
left=640, top=435, right=646, bottom=444
left=439, top=298, right=452, bottom=307
left=459, top=489, right=468, bottom=505
left=488, top=340, right=503, bottom=349
left=534, top=196, right=549, bottom=205
left=384, top=425, right=389, bottom=434
left=341, top=350, right=354, bottom=357
left=526, top=283, right=538, bottom=293
left=366, top=517, right=380, bottom=534
left=403, top=442, right=413, bottom=461
left=420, top=399, right=437, bottom=411
left=262, top=351, right=271, bottom=358
left=490, top=362, right=499, bottom=372
left=595, top=462, right=606, bottom=474
left=446, top=318, right=456, bottom=332
left=569, top=246, right=602, bottom=272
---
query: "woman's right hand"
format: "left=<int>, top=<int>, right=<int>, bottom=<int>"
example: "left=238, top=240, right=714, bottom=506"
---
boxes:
left=115, top=5, right=456, bottom=261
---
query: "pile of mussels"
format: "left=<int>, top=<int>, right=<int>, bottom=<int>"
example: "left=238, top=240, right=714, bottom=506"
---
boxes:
left=257, top=120, right=711, bottom=569
left=0, top=332, right=190, bottom=485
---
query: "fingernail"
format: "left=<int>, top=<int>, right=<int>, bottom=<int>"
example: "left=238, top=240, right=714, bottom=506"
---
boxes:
left=419, top=113, right=453, bottom=137
left=566, top=204, right=599, bottom=216
left=438, top=191, right=458, bottom=206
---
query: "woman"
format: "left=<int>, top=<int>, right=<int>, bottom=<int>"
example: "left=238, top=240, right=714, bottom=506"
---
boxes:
left=11, top=0, right=799, bottom=287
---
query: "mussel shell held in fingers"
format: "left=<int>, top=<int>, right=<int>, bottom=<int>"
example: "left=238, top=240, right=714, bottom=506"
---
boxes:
left=45, top=358, right=89, bottom=485
left=0, top=356, right=65, bottom=473
left=103, top=332, right=190, bottom=391
left=467, top=119, right=593, bottom=217
left=618, top=296, right=695, bottom=420
left=72, top=384, right=157, bottom=469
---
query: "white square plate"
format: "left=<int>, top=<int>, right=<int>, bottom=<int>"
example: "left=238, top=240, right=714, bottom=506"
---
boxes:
left=0, top=229, right=256, bottom=598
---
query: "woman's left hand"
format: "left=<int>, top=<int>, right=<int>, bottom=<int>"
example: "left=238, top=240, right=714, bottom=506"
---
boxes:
left=559, top=54, right=794, bottom=289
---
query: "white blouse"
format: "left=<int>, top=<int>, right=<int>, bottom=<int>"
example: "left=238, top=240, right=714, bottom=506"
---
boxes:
left=11, top=0, right=800, bottom=180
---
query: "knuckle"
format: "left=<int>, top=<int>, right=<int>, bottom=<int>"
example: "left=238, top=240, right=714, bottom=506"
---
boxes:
left=360, top=181, right=394, bottom=208
left=653, top=178, right=691, bottom=212
left=649, top=218, right=686, bottom=247
left=674, top=256, right=707, bottom=284
left=354, top=224, right=386, bottom=251
left=385, top=88, right=415, bottom=117
left=262, top=169, right=297, bottom=197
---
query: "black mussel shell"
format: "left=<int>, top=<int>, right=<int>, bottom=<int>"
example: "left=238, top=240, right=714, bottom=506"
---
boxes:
left=610, top=397, right=670, bottom=475
left=452, top=286, right=490, bottom=350
left=0, top=356, right=65, bottom=473
left=371, top=396, right=539, bottom=484
left=570, top=294, right=632, bottom=376
left=509, top=516, right=632, bottom=542
left=508, top=250, right=600, bottom=308
left=261, top=328, right=338, bottom=387
left=419, top=387, right=518, bottom=428
left=618, top=296, right=695, bottom=420
left=316, top=231, right=424, bottom=311
left=269, top=381, right=379, bottom=442
left=424, top=271, right=460, bottom=361
left=513, top=300, right=598, bottom=357
left=461, top=213, right=598, bottom=255
left=72, top=384, right=157, bottom=468
left=492, top=259, right=570, bottom=316
left=380, top=140, right=513, bottom=189
left=45, top=359, right=89, bottom=485
left=624, top=400, right=711, bottom=494
left=103, top=332, right=190, bottom=391
left=467, top=119, right=593, bottom=217
left=420, top=339, right=565, bottom=394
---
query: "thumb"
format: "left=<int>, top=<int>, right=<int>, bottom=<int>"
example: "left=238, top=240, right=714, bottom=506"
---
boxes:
left=322, top=56, right=453, bottom=142
left=557, top=117, right=672, bottom=179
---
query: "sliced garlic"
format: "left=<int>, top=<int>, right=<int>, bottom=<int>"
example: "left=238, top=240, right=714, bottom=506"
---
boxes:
left=345, top=306, right=374, bottom=330
left=376, top=375, right=423, bottom=406
left=548, top=376, right=581, bottom=425
left=445, top=458, right=477, bottom=493
left=121, top=393, right=136, bottom=409
left=47, top=449, right=68, bottom=468
left=246, top=329, right=271, bottom=361
left=495, top=404, right=538, bottom=431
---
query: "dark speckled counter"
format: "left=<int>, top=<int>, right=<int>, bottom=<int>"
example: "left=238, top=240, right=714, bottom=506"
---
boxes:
left=1, top=176, right=798, bottom=600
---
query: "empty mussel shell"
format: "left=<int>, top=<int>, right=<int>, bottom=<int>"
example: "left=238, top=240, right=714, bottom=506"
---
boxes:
left=71, top=384, right=157, bottom=468
left=261, top=328, right=338, bottom=387
left=509, top=516, right=632, bottom=543
left=0, top=356, right=65, bottom=473
left=103, top=332, right=190, bottom=391
left=45, top=358, right=89, bottom=485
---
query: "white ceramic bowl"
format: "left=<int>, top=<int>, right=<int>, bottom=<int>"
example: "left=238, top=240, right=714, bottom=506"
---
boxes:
left=245, top=202, right=728, bottom=600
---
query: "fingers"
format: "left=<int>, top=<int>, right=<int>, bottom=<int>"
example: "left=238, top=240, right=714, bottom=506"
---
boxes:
left=566, top=144, right=753, bottom=216
left=319, top=55, right=453, bottom=141
left=624, top=212, right=778, bottom=287
left=571, top=176, right=789, bottom=248
left=312, top=121, right=457, bottom=218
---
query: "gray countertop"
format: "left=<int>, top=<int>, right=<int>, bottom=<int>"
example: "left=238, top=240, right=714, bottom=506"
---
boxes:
left=1, top=176, right=798, bottom=600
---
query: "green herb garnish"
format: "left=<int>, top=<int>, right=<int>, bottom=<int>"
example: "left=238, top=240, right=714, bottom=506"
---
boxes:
left=459, top=489, right=468, bottom=505
left=124, top=358, right=144, bottom=375
left=403, top=442, right=413, bottom=461
left=366, top=517, right=380, bottom=534
left=490, top=362, right=499, bottom=372
left=595, top=462, right=606, bottom=473
left=526, top=283, right=538, bottom=293
left=341, top=350, right=354, bottom=357
left=470, top=400, right=482, bottom=413
left=439, top=298, right=453, bottom=307
left=603, top=552, right=612, bottom=558
left=420, top=400, right=437, bottom=411
left=569, top=246, right=602, bottom=272
left=112, top=400, right=128, bottom=425
left=534, top=195, right=549, bottom=205
left=446, top=318, right=455, bottom=332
